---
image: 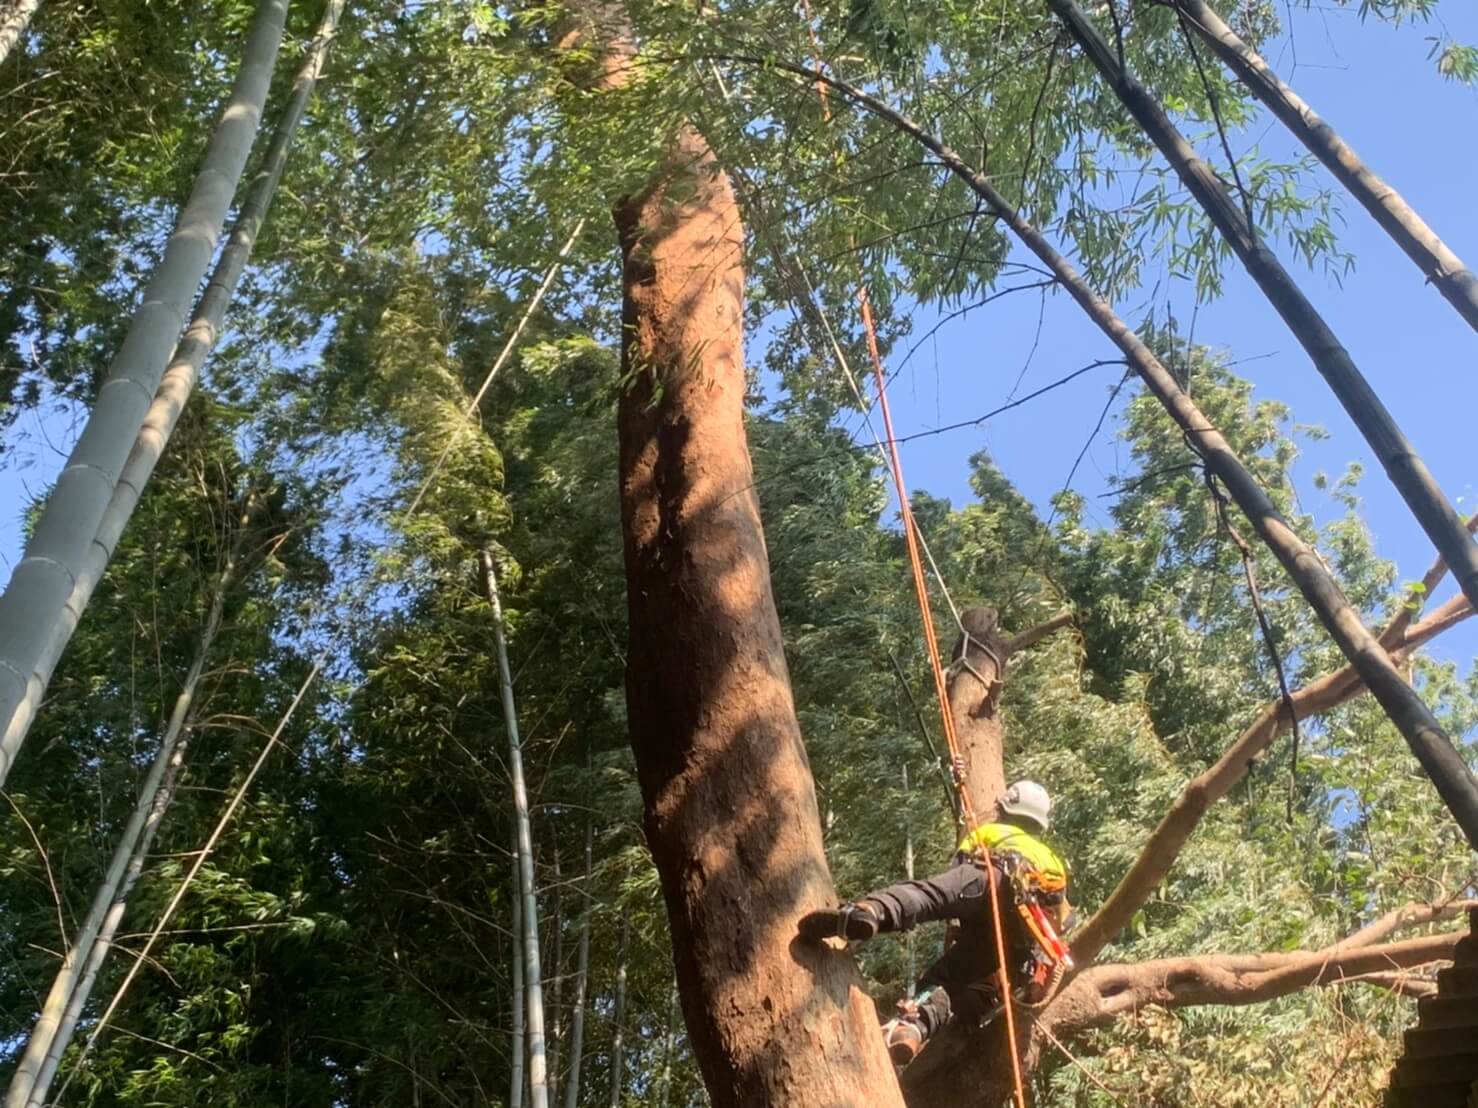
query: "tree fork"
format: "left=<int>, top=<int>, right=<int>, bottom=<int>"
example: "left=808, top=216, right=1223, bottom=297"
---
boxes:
left=1167, top=0, right=1478, bottom=334
left=737, top=55, right=1478, bottom=849
left=1047, top=0, right=1478, bottom=618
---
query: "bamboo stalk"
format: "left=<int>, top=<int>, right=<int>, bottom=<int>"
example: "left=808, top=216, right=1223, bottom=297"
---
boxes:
left=1047, top=0, right=1478, bottom=617
left=512, top=825, right=526, bottom=1108
left=482, top=551, right=548, bottom=1108
left=0, top=0, right=290, bottom=784
left=0, top=0, right=345, bottom=766
left=1170, top=0, right=1478, bottom=333
left=748, top=57, right=1478, bottom=847
left=548, top=838, right=564, bottom=1105
left=23, top=729, right=193, bottom=1108
left=9, top=488, right=262, bottom=1108
left=658, top=983, right=678, bottom=1108
left=561, top=821, right=592, bottom=1108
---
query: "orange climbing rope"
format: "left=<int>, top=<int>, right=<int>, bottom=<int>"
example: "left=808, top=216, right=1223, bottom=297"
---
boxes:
left=860, top=292, right=1029, bottom=1108
left=793, top=14, right=1029, bottom=1102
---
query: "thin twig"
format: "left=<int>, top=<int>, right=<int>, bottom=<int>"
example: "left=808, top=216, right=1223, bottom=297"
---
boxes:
left=1205, top=471, right=1302, bottom=820
left=2, top=790, right=67, bottom=952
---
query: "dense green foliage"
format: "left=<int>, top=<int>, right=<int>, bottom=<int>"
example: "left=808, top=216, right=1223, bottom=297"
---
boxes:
left=1, top=1, right=1474, bottom=1106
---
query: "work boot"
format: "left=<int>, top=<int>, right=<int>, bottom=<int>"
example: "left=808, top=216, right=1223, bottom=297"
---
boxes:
left=797, top=900, right=881, bottom=943
left=881, top=1016, right=926, bottom=1067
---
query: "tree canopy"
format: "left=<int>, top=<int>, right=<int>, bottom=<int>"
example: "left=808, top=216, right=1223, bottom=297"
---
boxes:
left=1, top=0, right=1475, bottom=1105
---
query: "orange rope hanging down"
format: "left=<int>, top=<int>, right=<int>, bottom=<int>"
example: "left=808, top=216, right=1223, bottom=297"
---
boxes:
left=791, top=8, right=1030, bottom=1101
left=860, top=292, right=1029, bottom=1108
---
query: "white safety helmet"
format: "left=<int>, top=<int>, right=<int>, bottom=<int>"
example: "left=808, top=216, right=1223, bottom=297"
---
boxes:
left=1000, top=780, right=1052, bottom=832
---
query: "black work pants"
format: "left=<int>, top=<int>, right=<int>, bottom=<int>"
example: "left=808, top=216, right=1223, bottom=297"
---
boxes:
left=864, top=856, right=1029, bottom=1037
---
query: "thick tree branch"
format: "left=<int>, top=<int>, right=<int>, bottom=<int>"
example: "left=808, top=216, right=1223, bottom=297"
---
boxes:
left=1053, top=930, right=1462, bottom=1031
left=1073, top=593, right=1474, bottom=962
left=1340, top=897, right=1478, bottom=950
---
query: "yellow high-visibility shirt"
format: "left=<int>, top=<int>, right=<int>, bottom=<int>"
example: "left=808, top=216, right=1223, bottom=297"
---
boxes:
left=958, top=822, right=1068, bottom=891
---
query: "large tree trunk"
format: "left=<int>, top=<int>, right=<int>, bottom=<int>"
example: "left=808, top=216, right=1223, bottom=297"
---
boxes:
left=1171, top=0, right=1478, bottom=333
left=0, top=0, right=344, bottom=764
left=611, top=123, right=906, bottom=1105
left=483, top=551, right=548, bottom=1108
left=554, top=3, right=906, bottom=1103
left=0, top=0, right=289, bottom=782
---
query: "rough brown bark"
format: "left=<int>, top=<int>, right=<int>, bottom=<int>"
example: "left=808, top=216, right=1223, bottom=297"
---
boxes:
left=948, top=608, right=1011, bottom=818
left=613, top=123, right=904, bottom=1107
left=558, top=5, right=905, bottom=1104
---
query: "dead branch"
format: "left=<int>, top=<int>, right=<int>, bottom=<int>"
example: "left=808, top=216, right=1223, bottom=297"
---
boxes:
left=1340, top=897, right=1478, bottom=950
left=1003, top=611, right=1074, bottom=655
left=1379, top=512, right=1478, bottom=649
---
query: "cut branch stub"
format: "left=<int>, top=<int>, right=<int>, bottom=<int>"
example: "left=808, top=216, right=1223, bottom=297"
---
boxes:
left=948, top=606, right=1010, bottom=820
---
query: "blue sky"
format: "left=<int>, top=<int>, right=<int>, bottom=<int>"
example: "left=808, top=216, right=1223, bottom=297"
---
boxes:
left=859, top=3, right=1478, bottom=672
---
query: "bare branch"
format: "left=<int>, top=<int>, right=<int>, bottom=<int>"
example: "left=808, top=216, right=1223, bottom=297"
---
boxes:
left=1340, top=897, right=1478, bottom=950
left=1379, top=512, right=1478, bottom=649
left=1003, top=611, right=1074, bottom=655
left=1055, top=930, right=1462, bottom=1031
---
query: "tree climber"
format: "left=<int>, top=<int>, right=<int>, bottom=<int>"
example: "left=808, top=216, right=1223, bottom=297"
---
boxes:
left=798, top=780, right=1073, bottom=1067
